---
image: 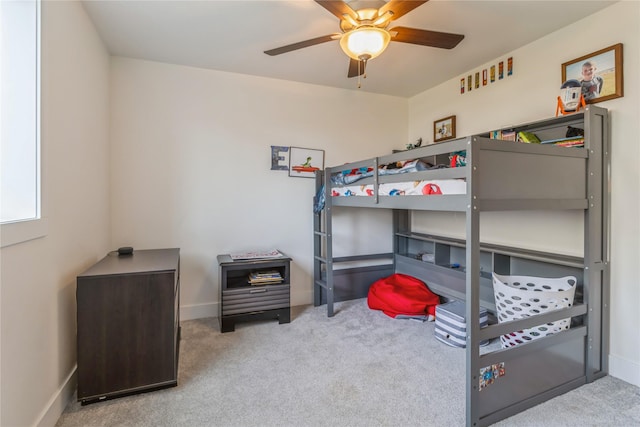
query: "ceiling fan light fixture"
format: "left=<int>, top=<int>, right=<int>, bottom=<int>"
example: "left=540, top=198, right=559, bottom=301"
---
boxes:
left=339, top=27, right=391, bottom=61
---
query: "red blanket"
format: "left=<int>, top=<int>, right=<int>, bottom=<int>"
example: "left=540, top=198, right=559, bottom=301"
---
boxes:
left=367, top=274, right=440, bottom=318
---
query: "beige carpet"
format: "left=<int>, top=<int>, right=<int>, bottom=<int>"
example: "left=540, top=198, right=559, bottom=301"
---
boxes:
left=56, top=299, right=640, bottom=427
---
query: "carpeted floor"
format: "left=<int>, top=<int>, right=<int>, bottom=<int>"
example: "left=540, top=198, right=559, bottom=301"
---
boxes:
left=56, top=299, right=640, bottom=427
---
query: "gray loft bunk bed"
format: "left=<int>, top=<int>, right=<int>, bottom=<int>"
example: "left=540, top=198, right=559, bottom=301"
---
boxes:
left=312, top=105, right=609, bottom=426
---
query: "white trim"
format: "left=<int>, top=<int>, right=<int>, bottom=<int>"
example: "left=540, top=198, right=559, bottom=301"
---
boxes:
left=36, top=0, right=42, bottom=221
left=609, top=354, right=640, bottom=388
left=35, top=366, right=76, bottom=427
left=291, top=289, right=313, bottom=307
left=0, top=217, right=48, bottom=248
left=179, top=302, right=218, bottom=321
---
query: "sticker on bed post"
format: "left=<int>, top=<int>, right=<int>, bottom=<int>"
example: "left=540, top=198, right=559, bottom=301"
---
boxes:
left=271, top=146, right=289, bottom=171
left=479, top=362, right=505, bottom=391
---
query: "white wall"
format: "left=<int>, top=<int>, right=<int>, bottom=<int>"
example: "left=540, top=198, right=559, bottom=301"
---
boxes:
left=409, top=1, right=640, bottom=387
left=0, top=2, right=110, bottom=426
left=2, top=3, right=637, bottom=426
left=109, top=58, right=408, bottom=317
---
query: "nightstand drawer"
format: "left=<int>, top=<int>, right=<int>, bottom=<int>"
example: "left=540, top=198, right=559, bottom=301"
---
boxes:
left=222, top=284, right=289, bottom=315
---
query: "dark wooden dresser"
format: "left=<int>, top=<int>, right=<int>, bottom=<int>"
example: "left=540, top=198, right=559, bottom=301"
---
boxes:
left=76, top=248, right=180, bottom=404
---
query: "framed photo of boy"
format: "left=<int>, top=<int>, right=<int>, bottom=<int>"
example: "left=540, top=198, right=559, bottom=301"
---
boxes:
left=561, top=43, right=623, bottom=104
left=433, top=115, right=456, bottom=143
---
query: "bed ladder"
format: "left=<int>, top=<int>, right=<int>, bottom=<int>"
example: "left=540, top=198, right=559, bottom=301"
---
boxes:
left=313, top=171, right=335, bottom=316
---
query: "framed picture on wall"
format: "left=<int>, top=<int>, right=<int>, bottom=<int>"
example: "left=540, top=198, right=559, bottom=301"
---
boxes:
left=562, top=43, right=623, bottom=104
left=288, top=147, right=324, bottom=178
left=433, top=115, right=456, bottom=143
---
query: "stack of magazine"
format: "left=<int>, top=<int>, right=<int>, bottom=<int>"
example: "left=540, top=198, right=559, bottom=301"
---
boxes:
left=230, top=249, right=283, bottom=261
left=248, top=270, right=283, bottom=286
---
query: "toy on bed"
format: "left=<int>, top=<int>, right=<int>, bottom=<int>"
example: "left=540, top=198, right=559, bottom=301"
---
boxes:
left=331, top=159, right=430, bottom=185
left=449, top=150, right=467, bottom=168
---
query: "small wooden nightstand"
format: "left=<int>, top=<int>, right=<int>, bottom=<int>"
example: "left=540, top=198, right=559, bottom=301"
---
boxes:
left=217, top=253, right=291, bottom=332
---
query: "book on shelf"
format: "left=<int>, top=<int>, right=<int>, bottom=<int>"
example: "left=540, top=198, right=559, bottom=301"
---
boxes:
left=501, top=130, right=516, bottom=141
left=502, top=131, right=516, bottom=141
left=540, top=136, right=585, bottom=147
left=489, top=129, right=517, bottom=141
left=555, top=140, right=584, bottom=147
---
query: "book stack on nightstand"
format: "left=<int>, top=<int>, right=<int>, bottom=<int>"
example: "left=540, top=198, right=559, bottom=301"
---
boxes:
left=248, top=270, right=283, bottom=285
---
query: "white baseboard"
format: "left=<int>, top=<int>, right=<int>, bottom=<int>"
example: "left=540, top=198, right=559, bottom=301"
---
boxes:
left=36, top=366, right=76, bottom=427
left=609, top=354, right=640, bottom=387
left=180, top=302, right=218, bottom=321
left=291, top=288, right=313, bottom=308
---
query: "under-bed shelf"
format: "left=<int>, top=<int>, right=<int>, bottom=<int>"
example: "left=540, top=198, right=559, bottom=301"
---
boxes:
left=395, top=232, right=585, bottom=315
left=395, top=232, right=584, bottom=268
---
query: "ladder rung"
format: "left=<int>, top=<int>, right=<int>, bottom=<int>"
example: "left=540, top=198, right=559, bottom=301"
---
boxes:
left=314, top=256, right=327, bottom=263
left=314, top=231, right=327, bottom=237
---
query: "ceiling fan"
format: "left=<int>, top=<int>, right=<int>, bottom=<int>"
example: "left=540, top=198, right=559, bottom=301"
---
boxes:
left=264, top=0, right=465, bottom=79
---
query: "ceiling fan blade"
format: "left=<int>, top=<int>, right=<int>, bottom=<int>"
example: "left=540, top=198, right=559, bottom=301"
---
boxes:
left=390, top=26, right=464, bottom=49
left=378, top=0, right=428, bottom=21
left=315, top=0, right=358, bottom=21
left=347, top=58, right=366, bottom=78
left=264, top=34, right=340, bottom=56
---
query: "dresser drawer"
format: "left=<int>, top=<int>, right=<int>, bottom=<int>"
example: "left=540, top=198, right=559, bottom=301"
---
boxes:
left=222, top=284, right=290, bottom=316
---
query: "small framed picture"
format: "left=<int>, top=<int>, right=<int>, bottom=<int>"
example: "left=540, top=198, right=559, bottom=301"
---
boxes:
left=433, top=115, right=456, bottom=143
left=288, top=147, right=324, bottom=178
left=561, top=43, right=623, bottom=104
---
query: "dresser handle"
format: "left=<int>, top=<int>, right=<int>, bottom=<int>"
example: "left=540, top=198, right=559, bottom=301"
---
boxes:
left=249, top=288, right=267, bottom=294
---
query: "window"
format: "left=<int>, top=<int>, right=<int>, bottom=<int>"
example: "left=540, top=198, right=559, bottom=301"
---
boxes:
left=1, top=0, right=44, bottom=247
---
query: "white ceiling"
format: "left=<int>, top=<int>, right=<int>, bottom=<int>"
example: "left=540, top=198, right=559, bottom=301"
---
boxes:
left=81, top=0, right=617, bottom=98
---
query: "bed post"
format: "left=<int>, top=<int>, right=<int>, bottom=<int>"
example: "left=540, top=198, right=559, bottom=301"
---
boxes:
left=465, top=137, right=481, bottom=427
left=583, top=105, right=610, bottom=380
left=393, top=209, right=410, bottom=272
